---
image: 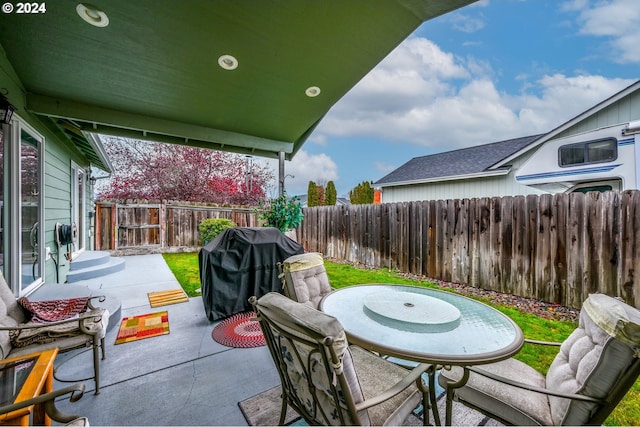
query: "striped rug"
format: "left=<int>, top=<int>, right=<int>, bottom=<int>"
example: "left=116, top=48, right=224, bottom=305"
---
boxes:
left=147, top=289, right=189, bottom=308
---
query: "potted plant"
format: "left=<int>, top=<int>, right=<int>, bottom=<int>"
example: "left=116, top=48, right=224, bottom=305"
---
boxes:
left=258, top=193, right=303, bottom=234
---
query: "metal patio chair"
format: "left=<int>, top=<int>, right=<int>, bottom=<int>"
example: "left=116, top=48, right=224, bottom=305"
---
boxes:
left=250, top=292, right=431, bottom=426
left=439, top=293, right=640, bottom=425
left=0, top=274, right=108, bottom=394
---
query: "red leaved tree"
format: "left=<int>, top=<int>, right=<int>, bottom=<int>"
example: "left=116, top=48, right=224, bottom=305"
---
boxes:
left=96, top=137, right=273, bottom=205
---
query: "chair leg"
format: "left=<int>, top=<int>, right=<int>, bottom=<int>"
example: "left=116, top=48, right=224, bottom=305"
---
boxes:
left=278, top=394, right=288, bottom=426
left=92, top=336, right=101, bottom=395
left=428, top=367, right=441, bottom=426
left=442, top=367, right=469, bottom=426
left=100, top=337, right=106, bottom=360
left=416, top=375, right=430, bottom=426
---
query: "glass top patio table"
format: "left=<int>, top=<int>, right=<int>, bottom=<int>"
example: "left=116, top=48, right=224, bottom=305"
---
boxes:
left=319, top=284, right=524, bottom=365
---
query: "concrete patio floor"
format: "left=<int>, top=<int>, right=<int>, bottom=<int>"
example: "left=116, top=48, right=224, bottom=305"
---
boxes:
left=48, top=253, right=495, bottom=426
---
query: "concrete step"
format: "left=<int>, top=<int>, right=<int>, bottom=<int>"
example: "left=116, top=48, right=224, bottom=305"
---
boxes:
left=66, top=257, right=126, bottom=283
left=69, top=251, right=112, bottom=271
left=29, top=284, right=122, bottom=332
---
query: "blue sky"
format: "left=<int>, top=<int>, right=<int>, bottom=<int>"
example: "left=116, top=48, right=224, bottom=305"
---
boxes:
left=267, top=0, right=639, bottom=197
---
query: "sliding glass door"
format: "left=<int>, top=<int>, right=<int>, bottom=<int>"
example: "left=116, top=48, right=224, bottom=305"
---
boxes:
left=20, top=127, right=42, bottom=293
left=1, top=118, right=43, bottom=295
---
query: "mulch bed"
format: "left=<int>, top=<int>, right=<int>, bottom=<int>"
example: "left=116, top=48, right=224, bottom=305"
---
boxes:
left=327, top=258, right=580, bottom=323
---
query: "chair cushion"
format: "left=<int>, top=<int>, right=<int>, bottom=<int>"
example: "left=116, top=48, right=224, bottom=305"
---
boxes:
left=439, top=358, right=552, bottom=426
left=546, top=294, right=640, bottom=425
left=281, top=252, right=332, bottom=309
left=0, top=275, right=26, bottom=324
left=9, top=334, right=94, bottom=357
left=582, top=293, right=640, bottom=348
left=0, top=298, right=18, bottom=359
left=0, top=273, right=27, bottom=358
left=350, top=346, right=421, bottom=426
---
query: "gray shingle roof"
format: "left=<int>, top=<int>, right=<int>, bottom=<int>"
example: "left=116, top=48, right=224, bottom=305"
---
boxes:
left=375, top=134, right=544, bottom=185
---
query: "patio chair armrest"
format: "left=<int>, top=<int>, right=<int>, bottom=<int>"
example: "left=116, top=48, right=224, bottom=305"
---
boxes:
left=86, top=295, right=106, bottom=310
left=524, top=338, right=561, bottom=346
left=465, top=366, right=602, bottom=403
left=0, top=310, right=104, bottom=332
left=0, top=383, right=85, bottom=423
left=355, top=362, right=431, bottom=411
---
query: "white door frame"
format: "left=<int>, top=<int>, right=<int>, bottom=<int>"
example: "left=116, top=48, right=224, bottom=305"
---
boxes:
left=71, top=161, right=86, bottom=257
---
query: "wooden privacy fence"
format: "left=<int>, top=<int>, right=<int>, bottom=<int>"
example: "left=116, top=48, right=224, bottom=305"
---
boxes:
left=95, top=201, right=261, bottom=250
left=297, top=190, right=640, bottom=309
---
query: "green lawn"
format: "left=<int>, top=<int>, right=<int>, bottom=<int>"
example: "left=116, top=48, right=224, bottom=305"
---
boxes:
left=162, top=251, right=639, bottom=425
left=162, top=252, right=202, bottom=297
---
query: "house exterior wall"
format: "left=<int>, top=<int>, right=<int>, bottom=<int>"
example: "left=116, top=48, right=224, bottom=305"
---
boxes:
left=44, top=131, right=92, bottom=282
left=380, top=154, right=545, bottom=203
left=556, top=89, right=640, bottom=139
left=1, top=54, right=92, bottom=289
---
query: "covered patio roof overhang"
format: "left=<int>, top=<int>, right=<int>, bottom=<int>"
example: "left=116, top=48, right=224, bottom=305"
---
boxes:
left=0, top=0, right=477, bottom=181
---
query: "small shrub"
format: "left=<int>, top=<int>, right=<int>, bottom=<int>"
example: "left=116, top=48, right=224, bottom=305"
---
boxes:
left=198, top=218, right=236, bottom=244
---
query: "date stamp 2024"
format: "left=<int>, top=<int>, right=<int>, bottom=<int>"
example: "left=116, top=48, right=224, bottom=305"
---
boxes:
left=2, top=2, right=47, bottom=14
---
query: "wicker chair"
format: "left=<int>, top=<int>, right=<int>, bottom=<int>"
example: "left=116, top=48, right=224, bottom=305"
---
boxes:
left=439, top=293, right=640, bottom=425
left=250, top=292, right=431, bottom=426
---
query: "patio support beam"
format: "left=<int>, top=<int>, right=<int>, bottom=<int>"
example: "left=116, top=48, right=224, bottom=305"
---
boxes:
left=26, top=93, right=293, bottom=157
left=278, top=151, right=285, bottom=197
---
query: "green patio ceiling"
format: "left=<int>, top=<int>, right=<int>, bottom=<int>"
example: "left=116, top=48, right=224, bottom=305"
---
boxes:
left=0, top=0, right=476, bottom=164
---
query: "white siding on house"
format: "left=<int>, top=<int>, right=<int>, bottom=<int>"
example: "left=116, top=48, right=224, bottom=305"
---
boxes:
left=381, top=155, right=544, bottom=203
left=556, top=89, right=640, bottom=139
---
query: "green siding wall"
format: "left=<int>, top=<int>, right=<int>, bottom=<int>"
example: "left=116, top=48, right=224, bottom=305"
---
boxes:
left=1, top=53, right=93, bottom=285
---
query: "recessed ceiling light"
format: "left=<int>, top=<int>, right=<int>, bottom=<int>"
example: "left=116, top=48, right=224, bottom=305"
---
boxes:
left=218, top=55, right=238, bottom=71
left=305, top=86, right=321, bottom=97
left=76, top=3, right=109, bottom=27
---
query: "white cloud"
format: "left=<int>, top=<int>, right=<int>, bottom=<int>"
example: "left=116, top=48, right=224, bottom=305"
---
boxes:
left=265, top=150, right=339, bottom=196
left=512, top=74, right=635, bottom=130
left=571, top=0, right=640, bottom=63
left=316, top=32, right=635, bottom=153
left=447, top=12, right=486, bottom=33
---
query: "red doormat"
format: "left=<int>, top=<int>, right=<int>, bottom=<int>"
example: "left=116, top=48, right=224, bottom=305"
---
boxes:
left=115, top=311, right=169, bottom=345
left=212, top=312, right=265, bottom=348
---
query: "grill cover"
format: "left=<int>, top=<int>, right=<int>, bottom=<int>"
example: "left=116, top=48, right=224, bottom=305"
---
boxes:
left=199, top=227, right=304, bottom=321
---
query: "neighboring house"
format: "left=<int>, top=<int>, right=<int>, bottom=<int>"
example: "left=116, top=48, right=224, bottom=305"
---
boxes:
left=375, top=134, right=546, bottom=203
left=376, top=80, right=640, bottom=203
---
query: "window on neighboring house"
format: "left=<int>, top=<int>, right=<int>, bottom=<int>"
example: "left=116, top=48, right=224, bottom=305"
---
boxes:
left=559, top=138, right=617, bottom=166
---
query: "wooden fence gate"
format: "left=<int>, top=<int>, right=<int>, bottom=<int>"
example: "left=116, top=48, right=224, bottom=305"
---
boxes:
left=94, top=202, right=261, bottom=251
